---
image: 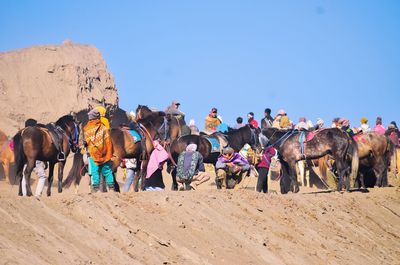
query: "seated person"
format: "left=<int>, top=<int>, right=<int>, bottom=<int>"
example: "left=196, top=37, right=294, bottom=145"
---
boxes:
left=215, top=147, right=250, bottom=189
left=176, top=144, right=210, bottom=190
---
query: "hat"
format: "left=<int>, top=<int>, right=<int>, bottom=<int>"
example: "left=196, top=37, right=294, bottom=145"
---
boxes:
left=277, top=109, right=286, bottom=115
left=88, top=109, right=100, bottom=120
left=360, top=117, right=368, bottom=124
left=333, top=117, right=340, bottom=123
left=299, top=117, right=306, bottom=122
left=95, top=106, right=106, bottom=117
left=172, top=100, right=180, bottom=106
left=186, top=144, right=197, bottom=152
left=339, top=118, right=349, bottom=126
left=316, top=118, right=324, bottom=126
left=211, top=107, right=218, bottom=113
left=247, top=112, right=254, bottom=118
left=222, top=147, right=234, bottom=155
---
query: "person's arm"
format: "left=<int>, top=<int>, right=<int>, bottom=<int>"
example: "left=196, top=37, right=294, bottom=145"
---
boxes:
left=215, top=159, right=226, bottom=169
left=197, top=154, right=205, bottom=172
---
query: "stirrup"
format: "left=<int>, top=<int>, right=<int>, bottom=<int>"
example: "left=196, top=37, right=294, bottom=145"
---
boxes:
left=57, top=152, right=66, bottom=161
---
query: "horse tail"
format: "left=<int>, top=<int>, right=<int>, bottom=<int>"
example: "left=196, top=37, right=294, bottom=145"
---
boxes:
left=318, top=156, right=328, bottom=180
left=348, top=137, right=359, bottom=188
left=12, top=131, right=25, bottom=184
left=63, top=151, right=84, bottom=188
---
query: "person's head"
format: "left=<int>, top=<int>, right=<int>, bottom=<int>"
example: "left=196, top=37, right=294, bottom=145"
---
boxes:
left=222, top=147, right=235, bottom=160
left=299, top=117, right=306, bottom=123
left=189, top=119, right=196, bottom=127
left=95, top=106, right=107, bottom=117
left=264, top=108, right=271, bottom=116
left=128, top=110, right=136, bottom=121
left=172, top=100, right=180, bottom=109
left=277, top=109, right=286, bottom=117
left=88, top=108, right=100, bottom=120
left=236, top=117, right=243, bottom=124
left=376, top=117, right=382, bottom=125
left=247, top=112, right=254, bottom=121
left=186, top=144, right=197, bottom=152
left=25, top=118, right=37, bottom=127
left=360, top=117, right=368, bottom=124
left=389, top=121, right=397, bottom=129
left=316, top=118, right=324, bottom=127
left=210, top=107, right=218, bottom=118
left=339, top=118, right=349, bottom=127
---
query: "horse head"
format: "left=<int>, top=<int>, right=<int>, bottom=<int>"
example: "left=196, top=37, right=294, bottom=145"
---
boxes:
left=56, top=115, right=80, bottom=153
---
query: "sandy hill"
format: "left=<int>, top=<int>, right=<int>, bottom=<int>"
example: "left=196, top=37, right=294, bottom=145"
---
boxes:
left=0, top=41, right=118, bottom=136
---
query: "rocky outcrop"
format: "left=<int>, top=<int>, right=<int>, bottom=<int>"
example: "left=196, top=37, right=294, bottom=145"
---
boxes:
left=0, top=41, right=119, bottom=136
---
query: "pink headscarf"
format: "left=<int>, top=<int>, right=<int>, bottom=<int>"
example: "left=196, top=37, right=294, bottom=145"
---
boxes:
left=146, top=140, right=169, bottom=179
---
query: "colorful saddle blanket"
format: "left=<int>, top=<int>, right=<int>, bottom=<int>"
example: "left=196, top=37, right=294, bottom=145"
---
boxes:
left=205, top=137, right=221, bottom=153
left=129, top=130, right=142, bottom=143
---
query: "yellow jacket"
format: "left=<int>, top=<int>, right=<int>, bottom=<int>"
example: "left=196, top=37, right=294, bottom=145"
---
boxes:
left=204, top=115, right=221, bottom=132
left=84, top=119, right=113, bottom=165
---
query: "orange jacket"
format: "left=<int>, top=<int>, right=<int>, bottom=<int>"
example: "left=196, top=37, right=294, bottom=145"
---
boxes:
left=84, top=119, right=113, bottom=165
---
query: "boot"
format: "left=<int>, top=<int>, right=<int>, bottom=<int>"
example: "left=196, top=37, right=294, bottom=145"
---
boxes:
left=91, top=185, right=99, bottom=194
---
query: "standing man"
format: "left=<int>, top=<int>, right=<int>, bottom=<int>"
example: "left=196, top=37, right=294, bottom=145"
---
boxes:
left=83, top=108, right=114, bottom=193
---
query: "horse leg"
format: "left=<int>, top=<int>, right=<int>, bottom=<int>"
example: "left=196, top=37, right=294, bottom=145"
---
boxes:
left=23, top=159, right=35, bottom=196
left=57, top=161, right=66, bottom=193
left=373, top=157, right=386, bottom=187
left=140, top=160, right=149, bottom=191
left=2, top=160, right=10, bottom=185
left=47, top=162, right=55, bottom=196
left=171, top=168, right=178, bottom=191
left=279, top=161, right=291, bottom=194
left=335, top=159, right=348, bottom=191
left=297, top=161, right=305, bottom=187
left=288, top=161, right=300, bottom=193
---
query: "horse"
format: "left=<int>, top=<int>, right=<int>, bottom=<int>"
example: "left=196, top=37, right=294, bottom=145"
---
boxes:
left=262, top=128, right=359, bottom=194
left=13, top=115, right=80, bottom=196
left=352, top=132, right=391, bottom=188
left=64, top=105, right=167, bottom=192
left=168, top=125, right=266, bottom=190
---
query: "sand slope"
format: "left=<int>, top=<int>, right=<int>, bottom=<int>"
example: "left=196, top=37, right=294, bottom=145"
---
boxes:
left=0, top=181, right=398, bottom=265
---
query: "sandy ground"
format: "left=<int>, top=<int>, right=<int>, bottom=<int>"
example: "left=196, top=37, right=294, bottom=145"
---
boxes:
left=0, top=158, right=399, bottom=265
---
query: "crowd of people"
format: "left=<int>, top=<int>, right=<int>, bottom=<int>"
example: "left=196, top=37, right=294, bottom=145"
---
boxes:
left=20, top=100, right=399, bottom=197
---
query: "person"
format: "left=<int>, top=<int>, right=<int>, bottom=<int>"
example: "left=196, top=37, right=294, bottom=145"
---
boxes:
left=273, top=109, right=291, bottom=129
left=165, top=100, right=185, bottom=118
left=234, top=117, right=245, bottom=129
left=215, top=147, right=250, bottom=189
left=204, top=107, right=221, bottom=133
left=256, top=146, right=276, bottom=193
left=122, top=158, right=138, bottom=192
left=309, top=118, right=324, bottom=131
left=95, top=105, right=110, bottom=129
left=339, top=118, right=354, bottom=137
left=83, top=108, right=114, bottom=193
left=261, top=108, right=273, bottom=129
left=386, top=121, right=400, bottom=147
left=20, top=118, right=48, bottom=197
left=176, top=144, right=210, bottom=190
left=331, top=117, right=341, bottom=128
left=373, top=117, right=386, bottom=135
left=295, top=117, right=309, bottom=131
left=280, top=115, right=292, bottom=129
left=247, top=112, right=259, bottom=129
left=356, top=117, right=370, bottom=133
left=189, top=119, right=200, bottom=135
left=144, top=140, right=169, bottom=191
left=216, top=115, right=229, bottom=133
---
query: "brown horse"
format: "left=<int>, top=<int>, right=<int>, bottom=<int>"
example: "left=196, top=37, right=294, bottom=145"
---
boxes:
left=13, top=115, right=80, bottom=196
left=263, top=128, right=359, bottom=193
left=353, top=132, right=391, bottom=188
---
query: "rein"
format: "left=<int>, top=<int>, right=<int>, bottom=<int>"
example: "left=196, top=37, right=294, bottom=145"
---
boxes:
left=266, top=130, right=295, bottom=149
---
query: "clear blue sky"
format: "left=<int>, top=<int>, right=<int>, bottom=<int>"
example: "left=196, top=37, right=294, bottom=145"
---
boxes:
left=1, top=1, right=399, bottom=129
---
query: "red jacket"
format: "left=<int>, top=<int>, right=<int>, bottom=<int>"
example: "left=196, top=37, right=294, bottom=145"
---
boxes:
left=257, top=147, right=276, bottom=169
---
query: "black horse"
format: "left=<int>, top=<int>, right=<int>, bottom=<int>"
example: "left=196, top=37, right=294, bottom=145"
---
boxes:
left=262, top=128, right=359, bottom=194
left=13, top=115, right=80, bottom=196
left=168, top=125, right=266, bottom=190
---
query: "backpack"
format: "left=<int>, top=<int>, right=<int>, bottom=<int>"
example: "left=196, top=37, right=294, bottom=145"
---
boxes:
left=176, top=151, right=200, bottom=182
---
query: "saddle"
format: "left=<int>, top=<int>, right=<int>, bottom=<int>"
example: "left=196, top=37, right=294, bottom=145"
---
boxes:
left=122, top=122, right=148, bottom=161
left=205, top=133, right=229, bottom=153
left=353, top=134, right=369, bottom=143
left=45, top=123, right=66, bottom=161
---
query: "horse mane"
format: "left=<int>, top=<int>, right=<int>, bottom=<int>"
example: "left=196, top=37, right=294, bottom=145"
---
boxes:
left=55, top=115, right=75, bottom=128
